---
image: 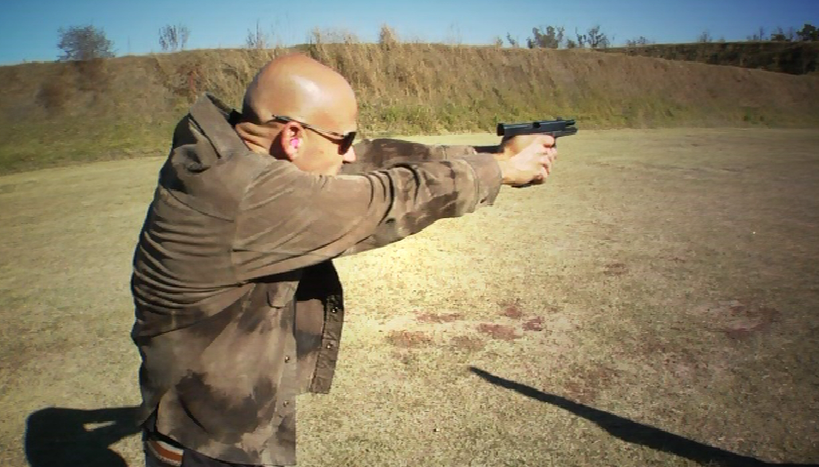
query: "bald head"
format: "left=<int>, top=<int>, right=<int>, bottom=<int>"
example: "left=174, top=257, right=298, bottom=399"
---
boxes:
left=235, top=54, right=359, bottom=174
left=241, top=53, right=357, bottom=129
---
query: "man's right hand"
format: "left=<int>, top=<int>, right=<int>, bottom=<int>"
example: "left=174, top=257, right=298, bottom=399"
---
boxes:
left=497, top=135, right=558, bottom=187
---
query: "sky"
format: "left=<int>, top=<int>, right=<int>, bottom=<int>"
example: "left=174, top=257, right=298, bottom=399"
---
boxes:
left=0, top=0, right=818, bottom=65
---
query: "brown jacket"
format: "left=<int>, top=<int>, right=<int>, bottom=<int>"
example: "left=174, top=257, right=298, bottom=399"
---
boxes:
left=130, top=94, right=502, bottom=465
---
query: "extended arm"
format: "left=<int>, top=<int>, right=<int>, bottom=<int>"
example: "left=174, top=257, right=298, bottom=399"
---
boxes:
left=232, top=154, right=502, bottom=281
left=339, top=138, right=504, bottom=175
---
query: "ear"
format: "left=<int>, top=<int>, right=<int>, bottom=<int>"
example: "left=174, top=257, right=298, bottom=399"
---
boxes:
left=276, top=121, right=305, bottom=162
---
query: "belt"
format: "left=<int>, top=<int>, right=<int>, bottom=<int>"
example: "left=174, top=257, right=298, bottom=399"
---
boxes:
left=146, top=435, right=184, bottom=467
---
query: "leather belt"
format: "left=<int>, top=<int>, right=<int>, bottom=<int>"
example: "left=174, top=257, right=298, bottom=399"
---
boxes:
left=146, top=436, right=184, bottom=466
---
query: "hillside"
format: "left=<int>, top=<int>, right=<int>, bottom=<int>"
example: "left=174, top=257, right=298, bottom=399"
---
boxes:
left=1, top=42, right=818, bottom=174
left=600, top=41, right=819, bottom=75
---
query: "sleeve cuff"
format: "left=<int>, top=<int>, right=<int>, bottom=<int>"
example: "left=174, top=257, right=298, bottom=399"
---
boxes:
left=462, top=153, right=503, bottom=207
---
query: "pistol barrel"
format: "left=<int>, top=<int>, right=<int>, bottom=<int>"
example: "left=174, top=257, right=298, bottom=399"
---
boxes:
left=496, top=119, right=577, bottom=138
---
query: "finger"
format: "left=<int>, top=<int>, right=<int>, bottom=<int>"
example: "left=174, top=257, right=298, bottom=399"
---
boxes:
left=538, top=158, right=552, bottom=177
left=540, top=153, right=554, bottom=166
left=540, top=155, right=554, bottom=171
left=538, top=135, right=557, bottom=148
left=531, top=162, right=549, bottom=182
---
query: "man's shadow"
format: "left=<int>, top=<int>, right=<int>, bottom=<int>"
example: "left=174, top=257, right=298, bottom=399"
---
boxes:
left=469, top=367, right=818, bottom=467
left=24, top=406, right=141, bottom=467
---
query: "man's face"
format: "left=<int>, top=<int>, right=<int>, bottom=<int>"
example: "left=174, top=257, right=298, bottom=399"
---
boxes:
left=293, top=115, right=358, bottom=176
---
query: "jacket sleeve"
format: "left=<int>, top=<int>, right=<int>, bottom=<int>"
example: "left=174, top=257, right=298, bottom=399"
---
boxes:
left=231, top=154, right=503, bottom=282
left=339, top=138, right=499, bottom=174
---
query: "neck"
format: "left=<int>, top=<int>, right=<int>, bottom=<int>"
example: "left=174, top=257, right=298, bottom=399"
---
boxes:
left=235, top=122, right=273, bottom=155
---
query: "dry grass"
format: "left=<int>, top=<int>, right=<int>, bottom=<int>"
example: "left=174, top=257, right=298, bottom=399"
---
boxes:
left=1, top=128, right=818, bottom=466
left=603, top=41, right=819, bottom=75
left=2, top=41, right=819, bottom=174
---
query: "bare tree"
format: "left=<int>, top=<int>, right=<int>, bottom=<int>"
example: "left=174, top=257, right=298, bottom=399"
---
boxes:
left=527, top=25, right=565, bottom=49
left=574, top=28, right=588, bottom=48
left=492, top=36, right=504, bottom=48
left=586, top=25, right=610, bottom=49
left=746, top=26, right=767, bottom=41
left=625, top=36, right=653, bottom=47
left=159, top=24, right=190, bottom=52
left=246, top=20, right=269, bottom=49
left=697, top=29, right=713, bottom=43
left=770, top=26, right=797, bottom=41
left=57, top=24, right=115, bottom=61
left=506, top=33, right=520, bottom=48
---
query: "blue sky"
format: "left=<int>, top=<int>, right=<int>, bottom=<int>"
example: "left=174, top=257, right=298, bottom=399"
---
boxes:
left=1, top=0, right=817, bottom=65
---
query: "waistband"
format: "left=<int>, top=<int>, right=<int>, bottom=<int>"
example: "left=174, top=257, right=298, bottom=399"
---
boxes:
left=145, top=432, right=184, bottom=467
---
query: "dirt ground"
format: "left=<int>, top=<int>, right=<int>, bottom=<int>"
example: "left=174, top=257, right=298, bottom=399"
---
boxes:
left=0, top=128, right=817, bottom=467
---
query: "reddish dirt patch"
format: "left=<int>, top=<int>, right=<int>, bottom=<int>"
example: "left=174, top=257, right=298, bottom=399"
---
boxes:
left=450, top=335, right=486, bottom=351
left=542, top=304, right=561, bottom=314
left=636, top=338, right=708, bottom=379
left=560, top=365, right=619, bottom=404
left=603, top=262, right=628, bottom=276
left=386, top=330, right=433, bottom=348
left=476, top=323, right=521, bottom=341
left=498, top=299, right=524, bottom=319
left=693, top=299, right=780, bottom=340
left=416, top=312, right=463, bottom=323
left=522, top=316, right=545, bottom=331
left=723, top=304, right=780, bottom=340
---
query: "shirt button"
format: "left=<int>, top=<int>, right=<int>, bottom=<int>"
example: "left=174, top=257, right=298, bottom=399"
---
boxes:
left=284, top=356, right=291, bottom=363
left=330, top=307, right=340, bottom=314
left=326, top=343, right=333, bottom=349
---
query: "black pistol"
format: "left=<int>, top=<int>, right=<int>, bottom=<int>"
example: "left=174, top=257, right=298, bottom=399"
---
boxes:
left=496, top=118, right=578, bottom=145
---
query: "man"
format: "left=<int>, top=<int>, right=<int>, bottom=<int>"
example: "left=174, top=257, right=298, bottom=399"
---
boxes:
left=131, top=53, right=558, bottom=467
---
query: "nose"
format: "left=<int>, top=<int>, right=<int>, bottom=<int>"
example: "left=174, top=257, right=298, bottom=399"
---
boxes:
left=342, top=146, right=356, bottom=163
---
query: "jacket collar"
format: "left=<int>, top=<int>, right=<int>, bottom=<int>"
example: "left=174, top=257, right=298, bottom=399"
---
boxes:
left=188, top=93, right=247, bottom=161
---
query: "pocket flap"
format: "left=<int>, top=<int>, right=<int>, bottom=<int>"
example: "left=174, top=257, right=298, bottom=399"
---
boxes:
left=266, top=281, right=298, bottom=308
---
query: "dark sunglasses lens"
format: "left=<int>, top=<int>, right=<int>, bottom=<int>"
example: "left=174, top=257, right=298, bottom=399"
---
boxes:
left=340, top=133, right=356, bottom=154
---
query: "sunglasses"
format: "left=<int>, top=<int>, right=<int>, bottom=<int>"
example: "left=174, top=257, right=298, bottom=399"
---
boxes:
left=265, top=115, right=357, bottom=155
